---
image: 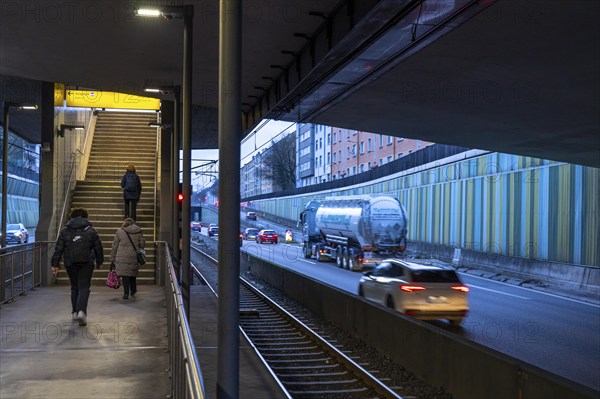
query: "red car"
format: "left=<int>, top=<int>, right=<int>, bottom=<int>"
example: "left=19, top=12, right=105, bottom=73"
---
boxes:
left=256, top=229, right=278, bottom=244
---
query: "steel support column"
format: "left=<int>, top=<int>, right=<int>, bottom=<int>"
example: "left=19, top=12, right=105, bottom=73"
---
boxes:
left=181, top=5, right=193, bottom=317
left=217, top=0, right=241, bottom=398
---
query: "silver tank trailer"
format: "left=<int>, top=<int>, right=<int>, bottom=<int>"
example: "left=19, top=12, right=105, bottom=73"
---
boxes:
left=315, top=195, right=407, bottom=250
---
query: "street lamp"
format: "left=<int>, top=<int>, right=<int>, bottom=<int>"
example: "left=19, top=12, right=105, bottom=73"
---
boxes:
left=135, top=5, right=194, bottom=319
left=2, top=102, right=38, bottom=248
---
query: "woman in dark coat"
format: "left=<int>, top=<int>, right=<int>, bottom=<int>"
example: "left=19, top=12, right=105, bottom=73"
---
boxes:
left=111, top=218, right=145, bottom=299
left=120, top=164, right=142, bottom=221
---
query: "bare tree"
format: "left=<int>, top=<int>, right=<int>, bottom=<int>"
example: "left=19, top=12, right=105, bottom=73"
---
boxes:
left=262, top=133, right=296, bottom=190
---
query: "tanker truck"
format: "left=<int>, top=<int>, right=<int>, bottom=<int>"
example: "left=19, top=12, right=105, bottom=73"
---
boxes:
left=299, top=195, right=408, bottom=271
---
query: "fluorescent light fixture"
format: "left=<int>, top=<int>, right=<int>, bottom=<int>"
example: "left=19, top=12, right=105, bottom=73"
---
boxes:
left=144, top=88, right=161, bottom=93
left=57, top=124, right=85, bottom=137
left=149, top=122, right=173, bottom=128
left=134, top=5, right=189, bottom=19
left=135, top=8, right=161, bottom=17
left=4, top=102, right=38, bottom=111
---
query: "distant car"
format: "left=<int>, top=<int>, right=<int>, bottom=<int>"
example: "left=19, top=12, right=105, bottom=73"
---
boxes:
left=240, top=233, right=243, bottom=247
left=256, top=229, right=278, bottom=244
left=244, top=228, right=259, bottom=240
left=5, top=223, right=29, bottom=244
left=207, top=226, right=219, bottom=237
left=190, top=221, right=202, bottom=231
left=358, top=259, right=469, bottom=326
left=246, top=212, right=257, bottom=221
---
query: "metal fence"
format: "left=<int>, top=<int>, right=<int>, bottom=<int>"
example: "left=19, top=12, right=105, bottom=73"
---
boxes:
left=156, top=241, right=206, bottom=399
left=0, top=242, right=48, bottom=304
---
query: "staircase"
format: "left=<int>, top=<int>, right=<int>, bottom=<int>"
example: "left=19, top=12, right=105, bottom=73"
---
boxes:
left=61, top=111, right=159, bottom=285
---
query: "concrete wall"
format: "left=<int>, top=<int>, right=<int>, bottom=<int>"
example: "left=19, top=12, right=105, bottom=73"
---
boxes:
left=241, top=255, right=596, bottom=399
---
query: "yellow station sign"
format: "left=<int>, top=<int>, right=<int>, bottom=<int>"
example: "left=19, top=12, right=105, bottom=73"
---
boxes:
left=54, top=83, right=65, bottom=106
left=64, top=89, right=160, bottom=110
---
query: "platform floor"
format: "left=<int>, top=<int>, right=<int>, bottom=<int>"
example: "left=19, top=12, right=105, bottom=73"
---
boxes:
left=1, top=283, right=287, bottom=399
left=0, top=285, right=170, bottom=399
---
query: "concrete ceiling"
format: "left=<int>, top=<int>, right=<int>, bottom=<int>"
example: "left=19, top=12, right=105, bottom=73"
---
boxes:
left=0, top=0, right=598, bottom=167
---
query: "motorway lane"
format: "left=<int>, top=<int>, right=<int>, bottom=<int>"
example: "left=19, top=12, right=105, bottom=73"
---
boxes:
left=238, top=239, right=600, bottom=391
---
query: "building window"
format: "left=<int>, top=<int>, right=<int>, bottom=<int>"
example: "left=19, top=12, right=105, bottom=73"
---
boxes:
left=387, top=156, right=392, bottom=162
left=398, top=137, right=404, bottom=142
left=319, top=155, right=322, bottom=167
left=387, top=136, right=393, bottom=145
left=333, top=132, right=337, bottom=142
left=352, top=166, right=357, bottom=175
left=360, top=164, right=364, bottom=173
left=352, top=144, right=357, bottom=156
left=367, top=138, right=372, bottom=151
left=379, top=135, right=383, bottom=147
left=408, top=149, right=413, bottom=153
left=333, top=152, right=336, bottom=163
left=320, top=138, right=323, bottom=149
left=347, top=147, right=350, bottom=159
left=327, top=133, right=330, bottom=145
left=359, top=141, right=365, bottom=154
left=347, top=130, right=350, bottom=139
left=338, top=150, right=341, bottom=162
left=379, top=159, right=383, bottom=166
left=398, top=152, right=403, bottom=158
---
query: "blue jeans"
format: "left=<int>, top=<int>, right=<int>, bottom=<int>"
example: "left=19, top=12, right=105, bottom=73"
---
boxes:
left=65, top=263, right=94, bottom=314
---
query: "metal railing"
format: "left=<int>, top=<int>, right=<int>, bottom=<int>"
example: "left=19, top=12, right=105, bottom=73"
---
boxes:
left=156, top=241, right=206, bottom=399
left=0, top=242, right=50, bottom=304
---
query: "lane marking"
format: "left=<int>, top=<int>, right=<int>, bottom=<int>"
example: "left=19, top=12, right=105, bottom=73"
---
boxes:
left=462, top=273, right=600, bottom=307
left=298, top=258, right=315, bottom=265
left=467, top=283, right=531, bottom=299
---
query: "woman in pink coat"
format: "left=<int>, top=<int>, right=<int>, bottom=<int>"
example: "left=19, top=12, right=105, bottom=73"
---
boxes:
left=110, top=218, right=145, bottom=299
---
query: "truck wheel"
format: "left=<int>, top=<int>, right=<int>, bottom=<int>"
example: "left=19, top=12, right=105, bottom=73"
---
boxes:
left=348, top=249, right=358, bottom=271
left=303, top=244, right=312, bottom=259
left=315, top=245, right=322, bottom=262
left=342, top=248, right=349, bottom=270
left=336, top=249, right=343, bottom=268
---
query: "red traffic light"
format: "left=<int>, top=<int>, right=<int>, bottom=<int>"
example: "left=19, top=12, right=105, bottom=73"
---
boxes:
left=177, top=193, right=184, bottom=202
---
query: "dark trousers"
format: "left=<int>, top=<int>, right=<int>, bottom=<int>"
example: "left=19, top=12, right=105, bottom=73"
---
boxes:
left=65, top=263, right=94, bottom=314
left=122, top=276, right=137, bottom=295
left=124, top=199, right=138, bottom=221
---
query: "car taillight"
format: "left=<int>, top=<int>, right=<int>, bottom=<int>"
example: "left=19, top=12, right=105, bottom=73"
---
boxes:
left=451, top=285, right=470, bottom=293
left=400, top=284, right=426, bottom=292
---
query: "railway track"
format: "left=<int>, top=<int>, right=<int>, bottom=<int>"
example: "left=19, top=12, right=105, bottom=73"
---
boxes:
left=239, top=278, right=402, bottom=399
left=191, top=243, right=403, bottom=398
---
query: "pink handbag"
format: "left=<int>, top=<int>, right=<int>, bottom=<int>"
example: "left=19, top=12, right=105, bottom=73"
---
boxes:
left=106, top=271, right=121, bottom=289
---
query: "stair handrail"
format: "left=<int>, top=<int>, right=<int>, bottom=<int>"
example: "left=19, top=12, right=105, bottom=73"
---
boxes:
left=76, top=112, right=97, bottom=181
left=56, top=155, right=77, bottom=240
left=153, top=113, right=160, bottom=242
left=56, top=113, right=96, bottom=239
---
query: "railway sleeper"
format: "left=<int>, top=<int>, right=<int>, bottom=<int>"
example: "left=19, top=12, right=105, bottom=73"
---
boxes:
left=284, top=379, right=359, bottom=387
left=267, top=357, right=333, bottom=364
left=270, top=364, right=341, bottom=371
left=287, top=387, right=370, bottom=396
left=263, top=351, right=325, bottom=358
left=277, top=371, right=349, bottom=378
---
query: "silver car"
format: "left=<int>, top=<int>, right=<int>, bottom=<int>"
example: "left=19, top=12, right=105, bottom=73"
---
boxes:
left=5, top=223, right=29, bottom=245
left=358, top=259, right=469, bottom=326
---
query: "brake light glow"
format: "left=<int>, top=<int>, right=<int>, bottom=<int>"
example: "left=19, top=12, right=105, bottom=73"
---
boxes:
left=400, top=284, right=426, bottom=292
left=451, top=285, right=470, bottom=293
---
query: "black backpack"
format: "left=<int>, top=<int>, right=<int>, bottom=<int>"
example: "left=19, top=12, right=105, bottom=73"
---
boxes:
left=67, top=226, right=92, bottom=264
left=124, top=173, right=138, bottom=192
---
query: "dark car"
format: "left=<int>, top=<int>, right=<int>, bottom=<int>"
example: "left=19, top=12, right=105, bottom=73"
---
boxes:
left=208, top=226, right=219, bottom=236
left=256, top=229, right=278, bottom=244
left=4, top=223, right=29, bottom=244
left=190, top=221, right=202, bottom=231
left=244, top=228, right=259, bottom=240
left=246, top=212, right=257, bottom=221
